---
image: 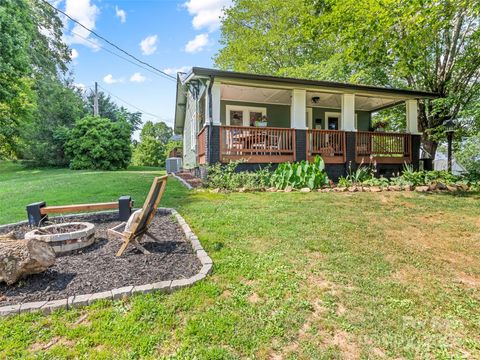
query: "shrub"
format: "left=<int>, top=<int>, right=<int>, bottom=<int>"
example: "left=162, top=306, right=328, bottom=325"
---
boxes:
left=205, top=161, right=271, bottom=190
left=66, top=116, right=132, bottom=170
left=270, top=156, right=329, bottom=190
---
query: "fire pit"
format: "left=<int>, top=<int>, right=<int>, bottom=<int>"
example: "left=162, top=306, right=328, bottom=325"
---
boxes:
left=25, top=222, right=95, bottom=255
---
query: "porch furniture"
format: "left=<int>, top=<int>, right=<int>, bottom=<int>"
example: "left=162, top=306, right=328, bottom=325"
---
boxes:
left=220, top=126, right=295, bottom=163
left=108, top=176, right=168, bottom=257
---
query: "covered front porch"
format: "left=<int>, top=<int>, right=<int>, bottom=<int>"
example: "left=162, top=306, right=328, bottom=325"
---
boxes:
left=196, top=80, right=421, bottom=169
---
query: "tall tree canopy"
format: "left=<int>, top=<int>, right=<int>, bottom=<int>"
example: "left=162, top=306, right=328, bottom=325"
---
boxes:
left=0, top=0, right=70, bottom=158
left=86, top=92, right=143, bottom=132
left=215, top=0, right=480, bottom=157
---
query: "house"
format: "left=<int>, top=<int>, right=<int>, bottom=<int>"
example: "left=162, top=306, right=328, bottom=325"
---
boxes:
left=174, top=67, right=438, bottom=179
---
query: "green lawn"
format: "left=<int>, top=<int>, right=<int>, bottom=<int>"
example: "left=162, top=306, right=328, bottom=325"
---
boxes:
left=1, top=161, right=479, bottom=359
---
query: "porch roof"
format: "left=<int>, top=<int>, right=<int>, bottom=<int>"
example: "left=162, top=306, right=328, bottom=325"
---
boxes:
left=187, top=67, right=439, bottom=99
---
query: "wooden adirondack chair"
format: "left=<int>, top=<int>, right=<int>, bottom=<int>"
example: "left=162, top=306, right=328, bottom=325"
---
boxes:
left=108, top=176, right=168, bottom=257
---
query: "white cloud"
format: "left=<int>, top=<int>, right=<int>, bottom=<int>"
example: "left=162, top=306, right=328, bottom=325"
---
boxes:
left=163, top=66, right=192, bottom=75
left=70, top=48, right=79, bottom=59
left=139, top=35, right=158, bottom=55
left=130, top=72, right=147, bottom=83
left=103, top=74, right=124, bottom=84
left=185, top=33, right=209, bottom=53
left=74, top=83, right=86, bottom=90
left=64, top=0, right=100, bottom=50
left=115, top=6, right=126, bottom=23
left=184, top=0, right=232, bottom=32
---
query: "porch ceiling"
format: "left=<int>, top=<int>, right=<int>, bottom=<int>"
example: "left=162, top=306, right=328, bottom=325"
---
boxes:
left=221, top=84, right=407, bottom=112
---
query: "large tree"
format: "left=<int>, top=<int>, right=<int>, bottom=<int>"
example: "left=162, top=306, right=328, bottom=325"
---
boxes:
left=0, top=0, right=70, bottom=158
left=215, top=0, right=480, bottom=157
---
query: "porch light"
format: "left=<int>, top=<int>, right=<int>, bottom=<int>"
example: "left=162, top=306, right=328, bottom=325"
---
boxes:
left=444, top=119, right=455, bottom=173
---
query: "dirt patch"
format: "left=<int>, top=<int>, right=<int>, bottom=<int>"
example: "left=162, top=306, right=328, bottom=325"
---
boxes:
left=248, top=292, right=261, bottom=304
left=30, top=336, right=75, bottom=352
left=0, top=212, right=201, bottom=306
left=456, top=272, right=480, bottom=288
left=332, top=330, right=361, bottom=360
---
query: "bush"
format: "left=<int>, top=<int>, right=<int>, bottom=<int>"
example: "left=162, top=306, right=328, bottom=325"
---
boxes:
left=205, top=161, right=271, bottom=191
left=270, top=156, right=329, bottom=190
left=66, top=116, right=132, bottom=170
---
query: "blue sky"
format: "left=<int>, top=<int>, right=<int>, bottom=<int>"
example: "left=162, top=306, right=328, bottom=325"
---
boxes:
left=59, top=0, right=231, bottom=133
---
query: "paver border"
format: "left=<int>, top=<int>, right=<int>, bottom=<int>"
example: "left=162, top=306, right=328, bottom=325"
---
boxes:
left=169, top=173, right=194, bottom=190
left=0, top=207, right=212, bottom=317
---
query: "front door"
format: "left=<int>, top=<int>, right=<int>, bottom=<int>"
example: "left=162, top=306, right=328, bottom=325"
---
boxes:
left=325, top=112, right=341, bottom=130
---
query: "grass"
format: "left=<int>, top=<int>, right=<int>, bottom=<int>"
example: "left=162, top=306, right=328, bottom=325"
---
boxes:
left=0, top=161, right=479, bottom=358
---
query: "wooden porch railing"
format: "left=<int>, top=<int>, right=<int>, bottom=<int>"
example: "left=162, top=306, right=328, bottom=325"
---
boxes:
left=355, top=131, right=411, bottom=164
left=306, top=130, right=346, bottom=164
left=220, top=126, right=295, bottom=163
left=197, top=126, right=207, bottom=164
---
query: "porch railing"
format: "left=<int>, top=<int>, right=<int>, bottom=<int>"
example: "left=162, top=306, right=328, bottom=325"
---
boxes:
left=306, top=130, right=346, bottom=164
left=197, top=126, right=207, bottom=164
left=355, top=131, right=411, bottom=163
left=220, top=125, right=295, bottom=163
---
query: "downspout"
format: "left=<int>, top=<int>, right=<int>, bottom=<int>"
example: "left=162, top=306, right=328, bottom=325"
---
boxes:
left=207, top=75, right=214, bottom=164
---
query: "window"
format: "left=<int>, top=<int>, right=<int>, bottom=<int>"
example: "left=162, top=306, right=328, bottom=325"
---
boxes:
left=226, top=105, right=267, bottom=126
left=324, top=111, right=358, bottom=130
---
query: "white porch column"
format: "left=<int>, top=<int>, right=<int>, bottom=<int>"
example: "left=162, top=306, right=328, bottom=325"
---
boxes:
left=341, top=93, right=356, bottom=131
left=406, top=99, right=419, bottom=134
left=211, top=82, right=221, bottom=125
left=204, top=88, right=211, bottom=125
left=290, top=89, right=306, bottom=129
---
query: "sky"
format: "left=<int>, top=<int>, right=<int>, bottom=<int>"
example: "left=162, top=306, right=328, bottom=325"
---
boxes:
left=57, top=0, right=232, bottom=132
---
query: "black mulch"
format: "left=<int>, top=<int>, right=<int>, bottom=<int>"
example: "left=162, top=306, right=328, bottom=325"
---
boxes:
left=0, top=212, right=201, bottom=306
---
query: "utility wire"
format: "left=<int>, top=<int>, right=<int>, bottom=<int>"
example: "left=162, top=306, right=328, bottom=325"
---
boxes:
left=69, top=30, right=174, bottom=81
left=97, top=84, right=162, bottom=119
left=42, top=0, right=177, bottom=81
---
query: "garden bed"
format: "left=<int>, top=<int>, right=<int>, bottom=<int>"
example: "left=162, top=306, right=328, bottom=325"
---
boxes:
left=0, top=211, right=202, bottom=306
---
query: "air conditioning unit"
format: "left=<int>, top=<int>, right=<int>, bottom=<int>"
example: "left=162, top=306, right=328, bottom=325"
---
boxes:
left=166, top=157, right=182, bottom=173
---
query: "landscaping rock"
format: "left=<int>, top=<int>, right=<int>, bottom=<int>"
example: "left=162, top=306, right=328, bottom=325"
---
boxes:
left=284, top=186, right=293, bottom=193
left=436, top=182, right=448, bottom=190
left=370, top=186, right=382, bottom=192
left=0, top=238, right=55, bottom=285
left=238, top=187, right=246, bottom=193
left=446, top=185, right=458, bottom=192
left=415, top=186, right=429, bottom=192
left=348, top=186, right=358, bottom=192
left=266, top=187, right=277, bottom=192
left=457, top=184, right=469, bottom=191
left=299, top=188, right=311, bottom=193
left=334, top=187, right=347, bottom=192
left=363, top=187, right=371, bottom=192
left=388, top=185, right=401, bottom=191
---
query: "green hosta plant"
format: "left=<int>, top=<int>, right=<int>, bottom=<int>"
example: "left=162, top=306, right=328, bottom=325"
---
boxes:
left=270, top=156, right=329, bottom=190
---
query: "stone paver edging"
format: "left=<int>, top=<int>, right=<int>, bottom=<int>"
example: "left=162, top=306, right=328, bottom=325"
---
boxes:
left=170, top=173, right=194, bottom=190
left=0, top=208, right=212, bottom=317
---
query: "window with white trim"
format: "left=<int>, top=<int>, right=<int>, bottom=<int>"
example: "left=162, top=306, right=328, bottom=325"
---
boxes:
left=225, top=105, right=267, bottom=126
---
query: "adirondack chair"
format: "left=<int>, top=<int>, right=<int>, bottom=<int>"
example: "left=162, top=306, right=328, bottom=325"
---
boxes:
left=108, top=176, right=168, bottom=257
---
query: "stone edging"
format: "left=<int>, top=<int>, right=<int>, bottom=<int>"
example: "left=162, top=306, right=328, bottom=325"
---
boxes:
left=0, top=207, right=212, bottom=317
left=169, top=173, right=194, bottom=190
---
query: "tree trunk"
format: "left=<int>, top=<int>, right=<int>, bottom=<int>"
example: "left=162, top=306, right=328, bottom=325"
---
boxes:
left=421, top=136, right=438, bottom=160
left=0, top=236, right=56, bottom=285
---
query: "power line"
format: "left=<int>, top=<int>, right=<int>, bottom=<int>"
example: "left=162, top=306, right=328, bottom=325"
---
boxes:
left=69, top=30, right=175, bottom=81
left=97, top=84, right=162, bottom=119
left=42, top=0, right=177, bottom=82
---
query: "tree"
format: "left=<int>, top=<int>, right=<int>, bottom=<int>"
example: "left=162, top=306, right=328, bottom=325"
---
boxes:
left=0, top=0, right=70, bottom=158
left=215, top=0, right=480, bottom=158
left=22, top=77, right=87, bottom=166
left=66, top=116, right=132, bottom=170
left=131, top=121, right=173, bottom=167
left=455, top=132, right=480, bottom=173
left=86, top=92, right=142, bottom=132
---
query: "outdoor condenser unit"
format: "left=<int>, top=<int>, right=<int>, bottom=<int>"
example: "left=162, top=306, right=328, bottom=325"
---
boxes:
left=166, top=157, right=182, bottom=173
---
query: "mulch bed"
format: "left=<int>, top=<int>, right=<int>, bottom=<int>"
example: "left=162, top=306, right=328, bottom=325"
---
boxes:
left=175, top=172, right=203, bottom=188
left=0, top=212, right=201, bottom=306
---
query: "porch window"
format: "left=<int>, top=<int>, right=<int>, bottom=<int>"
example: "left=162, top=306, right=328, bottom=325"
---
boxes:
left=225, top=105, right=267, bottom=126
